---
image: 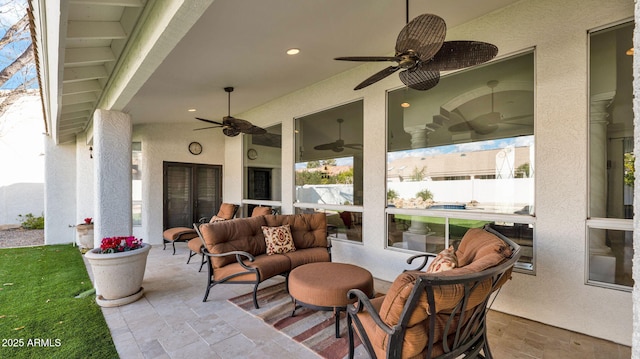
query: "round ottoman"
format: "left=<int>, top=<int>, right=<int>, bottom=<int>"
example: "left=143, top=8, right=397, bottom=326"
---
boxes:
left=288, top=262, right=374, bottom=338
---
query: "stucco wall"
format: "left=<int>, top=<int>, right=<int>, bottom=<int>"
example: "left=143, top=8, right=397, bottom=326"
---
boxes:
left=231, top=0, right=634, bottom=345
left=0, top=183, right=44, bottom=225
left=132, top=123, right=227, bottom=246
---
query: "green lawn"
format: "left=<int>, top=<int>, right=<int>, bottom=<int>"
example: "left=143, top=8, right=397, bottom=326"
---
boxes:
left=0, top=244, right=118, bottom=358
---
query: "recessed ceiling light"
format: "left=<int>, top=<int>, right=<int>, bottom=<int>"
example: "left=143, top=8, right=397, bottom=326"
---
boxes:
left=188, top=108, right=196, bottom=112
left=401, top=102, right=410, bottom=108
left=286, top=48, right=300, bottom=55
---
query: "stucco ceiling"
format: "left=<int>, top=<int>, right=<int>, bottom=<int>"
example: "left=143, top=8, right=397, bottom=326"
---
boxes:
left=53, top=0, right=522, bottom=143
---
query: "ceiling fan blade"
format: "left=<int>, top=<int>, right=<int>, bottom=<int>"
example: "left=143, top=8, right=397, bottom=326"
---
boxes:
left=222, top=128, right=240, bottom=137
left=399, top=69, right=440, bottom=91
left=354, top=65, right=400, bottom=90
left=335, top=56, right=400, bottom=62
left=472, top=111, right=502, bottom=125
left=419, top=41, right=498, bottom=71
left=314, top=142, right=338, bottom=151
left=195, top=117, right=224, bottom=126
left=242, top=126, right=267, bottom=135
left=396, top=14, right=446, bottom=62
left=225, top=116, right=254, bottom=131
left=343, top=143, right=363, bottom=150
left=194, top=126, right=222, bottom=131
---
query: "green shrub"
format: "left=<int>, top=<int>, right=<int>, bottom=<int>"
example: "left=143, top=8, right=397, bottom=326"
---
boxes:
left=387, top=189, right=398, bottom=202
left=415, top=189, right=434, bottom=201
left=16, top=213, right=44, bottom=229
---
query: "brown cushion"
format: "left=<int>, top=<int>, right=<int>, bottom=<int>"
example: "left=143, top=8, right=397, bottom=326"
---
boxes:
left=187, top=238, right=203, bottom=253
left=264, top=213, right=327, bottom=249
left=251, top=206, right=272, bottom=217
left=262, top=224, right=296, bottom=255
left=216, top=203, right=238, bottom=220
left=455, top=227, right=511, bottom=268
left=199, top=216, right=268, bottom=268
left=213, top=253, right=291, bottom=282
left=283, top=247, right=330, bottom=268
left=163, top=227, right=198, bottom=241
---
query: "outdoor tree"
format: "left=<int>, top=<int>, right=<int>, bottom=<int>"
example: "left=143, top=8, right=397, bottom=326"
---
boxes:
left=0, top=0, right=36, bottom=139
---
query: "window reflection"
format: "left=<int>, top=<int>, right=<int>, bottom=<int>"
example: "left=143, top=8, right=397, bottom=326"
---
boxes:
left=387, top=52, right=534, bottom=215
left=298, top=207, right=362, bottom=243
left=295, top=100, right=363, bottom=206
left=243, top=124, right=282, bottom=217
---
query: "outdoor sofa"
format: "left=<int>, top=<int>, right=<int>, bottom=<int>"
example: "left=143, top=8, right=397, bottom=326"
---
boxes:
left=193, top=212, right=331, bottom=308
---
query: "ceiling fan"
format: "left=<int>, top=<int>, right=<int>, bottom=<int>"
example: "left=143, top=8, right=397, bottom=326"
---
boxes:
left=334, top=1, right=498, bottom=91
left=194, top=87, right=266, bottom=137
left=447, top=80, right=532, bottom=135
left=314, top=118, right=362, bottom=152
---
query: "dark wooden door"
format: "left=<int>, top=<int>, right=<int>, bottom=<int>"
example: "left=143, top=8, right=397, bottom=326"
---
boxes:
left=248, top=167, right=271, bottom=200
left=163, top=162, right=222, bottom=229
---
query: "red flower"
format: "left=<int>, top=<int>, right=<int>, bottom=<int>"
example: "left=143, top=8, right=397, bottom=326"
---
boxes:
left=83, top=217, right=93, bottom=224
left=99, top=236, right=143, bottom=254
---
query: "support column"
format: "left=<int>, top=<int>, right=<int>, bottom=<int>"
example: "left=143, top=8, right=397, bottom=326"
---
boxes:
left=93, top=110, right=132, bottom=248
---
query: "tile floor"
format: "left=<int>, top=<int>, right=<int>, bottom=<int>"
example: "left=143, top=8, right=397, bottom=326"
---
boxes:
left=85, top=244, right=632, bottom=359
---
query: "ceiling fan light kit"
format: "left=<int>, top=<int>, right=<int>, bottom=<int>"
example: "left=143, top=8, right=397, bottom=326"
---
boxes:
left=335, top=1, right=498, bottom=92
left=194, top=87, right=267, bottom=137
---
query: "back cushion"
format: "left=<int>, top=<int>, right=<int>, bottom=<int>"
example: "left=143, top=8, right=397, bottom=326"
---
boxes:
left=264, top=213, right=327, bottom=249
left=251, top=206, right=272, bottom=217
left=455, top=228, right=512, bottom=269
left=199, top=216, right=267, bottom=268
left=217, top=203, right=238, bottom=220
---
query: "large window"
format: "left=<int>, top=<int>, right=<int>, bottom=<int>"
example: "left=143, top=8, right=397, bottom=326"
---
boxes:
left=387, top=51, right=535, bottom=271
left=588, top=21, right=634, bottom=289
left=295, top=100, right=363, bottom=242
left=242, top=124, right=282, bottom=216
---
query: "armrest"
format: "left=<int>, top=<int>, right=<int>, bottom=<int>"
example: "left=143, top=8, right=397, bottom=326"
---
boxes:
left=405, top=253, right=437, bottom=271
left=347, top=289, right=393, bottom=336
left=198, top=217, right=209, bottom=224
left=193, top=223, right=256, bottom=270
left=201, top=248, right=256, bottom=270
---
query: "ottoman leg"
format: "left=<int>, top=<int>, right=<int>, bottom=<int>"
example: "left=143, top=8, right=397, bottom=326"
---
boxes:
left=334, top=308, right=341, bottom=338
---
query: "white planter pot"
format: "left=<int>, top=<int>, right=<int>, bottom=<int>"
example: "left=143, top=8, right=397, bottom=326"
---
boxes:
left=85, top=243, right=151, bottom=307
left=76, top=224, right=94, bottom=249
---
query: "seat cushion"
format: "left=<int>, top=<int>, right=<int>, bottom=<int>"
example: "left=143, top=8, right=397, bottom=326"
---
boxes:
left=213, top=254, right=290, bottom=282
left=283, top=247, right=330, bottom=268
left=163, top=227, right=198, bottom=242
left=187, top=238, right=203, bottom=253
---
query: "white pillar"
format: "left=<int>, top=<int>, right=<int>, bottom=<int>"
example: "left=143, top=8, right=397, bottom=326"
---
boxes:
left=93, top=110, right=132, bottom=247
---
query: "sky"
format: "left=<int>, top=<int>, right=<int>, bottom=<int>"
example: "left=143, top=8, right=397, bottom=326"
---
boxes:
left=0, top=0, right=36, bottom=90
left=0, top=0, right=43, bottom=187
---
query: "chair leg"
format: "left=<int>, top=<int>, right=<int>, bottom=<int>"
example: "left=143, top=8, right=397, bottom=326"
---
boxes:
left=252, top=283, right=260, bottom=309
left=482, top=340, right=493, bottom=359
left=198, top=252, right=205, bottom=272
left=347, top=314, right=355, bottom=359
left=172, top=241, right=176, bottom=255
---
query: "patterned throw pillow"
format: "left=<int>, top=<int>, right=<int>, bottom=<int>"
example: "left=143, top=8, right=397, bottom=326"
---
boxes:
left=262, top=224, right=296, bottom=255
